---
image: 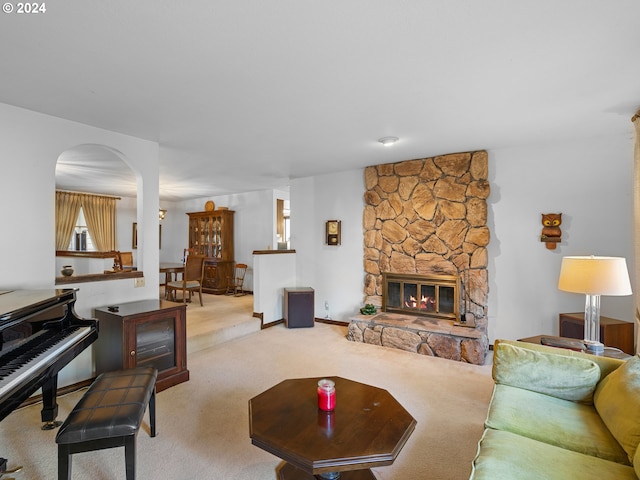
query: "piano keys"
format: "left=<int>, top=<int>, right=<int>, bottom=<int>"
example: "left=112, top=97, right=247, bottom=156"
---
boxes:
left=0, top=289, right=98, bottom=428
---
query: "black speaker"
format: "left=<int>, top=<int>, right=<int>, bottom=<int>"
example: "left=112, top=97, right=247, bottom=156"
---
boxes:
left=284, top=288, right=315, bottom=328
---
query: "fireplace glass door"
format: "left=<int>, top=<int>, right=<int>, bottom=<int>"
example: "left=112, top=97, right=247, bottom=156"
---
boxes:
left=383, top=272, right=459, bottom=320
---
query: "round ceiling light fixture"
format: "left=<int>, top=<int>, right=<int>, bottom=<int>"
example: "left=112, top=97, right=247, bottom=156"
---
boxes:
left=378, top=136, right=399, bottom=147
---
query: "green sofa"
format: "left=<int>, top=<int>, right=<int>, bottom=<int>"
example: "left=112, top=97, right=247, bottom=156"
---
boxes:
left=470, top=339, right=640, bottom=480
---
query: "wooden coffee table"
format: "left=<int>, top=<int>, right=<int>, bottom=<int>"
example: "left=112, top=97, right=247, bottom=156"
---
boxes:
left=249, top=377, right=416, bottom=480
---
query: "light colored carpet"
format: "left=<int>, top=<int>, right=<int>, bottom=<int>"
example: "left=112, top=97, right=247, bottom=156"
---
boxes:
left=0, top=301, right=494, bottom=480
left=178, top=291, right=260, bottom=354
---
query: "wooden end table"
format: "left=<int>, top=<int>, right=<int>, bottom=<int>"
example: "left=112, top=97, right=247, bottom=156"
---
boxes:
left=518, top=335, right=631, bottom=360
left=559, top=312, right=634, bottom=355
left=249, top=377, right=416, bottom=479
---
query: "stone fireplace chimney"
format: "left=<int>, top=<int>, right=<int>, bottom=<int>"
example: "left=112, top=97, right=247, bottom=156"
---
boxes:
left=362, top=151, right=490, bottom=338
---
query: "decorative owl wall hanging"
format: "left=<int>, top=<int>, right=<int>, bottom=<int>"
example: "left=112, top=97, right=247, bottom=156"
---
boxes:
left=540, top=213, right=562, bottom=249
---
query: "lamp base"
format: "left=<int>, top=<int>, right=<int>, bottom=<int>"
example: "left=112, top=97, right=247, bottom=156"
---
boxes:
left=583, top=339, right=605, bottom=354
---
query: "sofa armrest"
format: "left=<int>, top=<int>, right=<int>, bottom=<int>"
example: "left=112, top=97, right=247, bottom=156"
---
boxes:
left=492, top=340, right=606, bottom=403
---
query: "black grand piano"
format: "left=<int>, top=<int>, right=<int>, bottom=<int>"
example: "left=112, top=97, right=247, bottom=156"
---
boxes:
left=0, top=289, right=98, bottom=429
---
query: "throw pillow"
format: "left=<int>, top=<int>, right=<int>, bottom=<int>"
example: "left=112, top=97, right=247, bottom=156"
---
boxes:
left=493, top=342, right=600, bottom=403
left=594, top=354, right=640, bottom=462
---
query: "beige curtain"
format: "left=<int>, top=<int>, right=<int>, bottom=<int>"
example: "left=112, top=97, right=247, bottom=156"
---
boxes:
left=633, top=111, right=640, bottom=353
left=55, top=191, right=82, bottom=250
left=82, top=193, right=116, bottom=251
left=55, top=191, right=117, bottom=252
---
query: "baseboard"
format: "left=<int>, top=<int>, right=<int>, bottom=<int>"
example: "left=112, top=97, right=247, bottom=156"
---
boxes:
left=254, top=314, right=348, bottom=329
left=315, top=318, right=349, bottom=326
left=262, top=319, right=284, bottom=329
left=20, top=378, right=95, bottom=409
left=254, top=311, right=284, bottom=329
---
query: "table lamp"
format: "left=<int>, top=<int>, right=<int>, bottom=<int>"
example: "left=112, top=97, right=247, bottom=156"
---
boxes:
left=558, top=256, right=632, bottom=353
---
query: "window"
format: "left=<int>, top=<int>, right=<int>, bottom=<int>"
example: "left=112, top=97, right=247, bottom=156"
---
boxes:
left=67, top=207, right=96, bottom=251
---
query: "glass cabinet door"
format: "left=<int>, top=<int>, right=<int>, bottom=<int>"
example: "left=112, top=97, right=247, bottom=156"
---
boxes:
left=134, top=316, right=176, bottom=372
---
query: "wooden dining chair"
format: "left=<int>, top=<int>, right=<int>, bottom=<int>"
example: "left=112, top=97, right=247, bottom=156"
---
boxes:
left=108, top=251, right=122, bottom=272
left=119, top=252, right=134, bottom=270
left=166, top=255, right=206, bottom=306
left=226, top=263, right=248, bottom=296
left=108, top=251, right=134, bottom=272
left=182, top=248, right=197, bottom=264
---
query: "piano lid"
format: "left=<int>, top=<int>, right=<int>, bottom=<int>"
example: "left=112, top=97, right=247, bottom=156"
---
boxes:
left=0, top=289, right=78, bottom=331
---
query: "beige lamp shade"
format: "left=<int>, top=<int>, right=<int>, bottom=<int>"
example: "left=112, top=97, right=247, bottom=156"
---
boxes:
left=558, top=256, right=632, bottom=296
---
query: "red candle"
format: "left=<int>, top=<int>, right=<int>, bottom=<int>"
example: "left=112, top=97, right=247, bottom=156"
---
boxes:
left=317, top=379, right=336, bottom=411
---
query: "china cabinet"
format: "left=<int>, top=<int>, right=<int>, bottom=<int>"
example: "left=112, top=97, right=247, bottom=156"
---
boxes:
left=187, top=209, right=235, bottom=294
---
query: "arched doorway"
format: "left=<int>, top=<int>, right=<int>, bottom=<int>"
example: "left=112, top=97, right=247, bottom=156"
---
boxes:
left=55, top=144, right=139, bottom=277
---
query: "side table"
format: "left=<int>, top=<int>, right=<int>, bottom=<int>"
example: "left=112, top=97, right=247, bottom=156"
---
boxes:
left=518, top=335, right=631, bottom=360
left=559, top=312, right=634, bottom=355
left=94, top=299, right=189, bottom=392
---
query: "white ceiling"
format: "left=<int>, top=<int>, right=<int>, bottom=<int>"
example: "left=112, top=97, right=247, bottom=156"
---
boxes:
left=2, top=1, right=639, bottom=201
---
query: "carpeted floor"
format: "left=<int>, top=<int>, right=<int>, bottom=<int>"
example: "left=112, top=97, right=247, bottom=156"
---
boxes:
left=0, top=319, right=494, bottom=479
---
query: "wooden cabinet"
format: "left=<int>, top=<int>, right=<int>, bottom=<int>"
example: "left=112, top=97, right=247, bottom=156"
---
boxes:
left=94, top=300, right=189, bottom=392
left=187, top=209, right=235, bottom=294
left=559, top=312, right=635, bottom=355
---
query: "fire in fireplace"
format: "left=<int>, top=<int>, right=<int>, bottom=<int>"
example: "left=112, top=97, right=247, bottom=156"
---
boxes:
left=382, top=272, right=460, bottom=320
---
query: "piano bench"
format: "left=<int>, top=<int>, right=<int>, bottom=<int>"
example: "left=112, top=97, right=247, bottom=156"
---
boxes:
left=55, top=367, right=158, bottom=480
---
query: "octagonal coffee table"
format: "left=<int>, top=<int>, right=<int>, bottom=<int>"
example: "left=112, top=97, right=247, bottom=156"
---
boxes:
left=249, top=376, right=416, bottom=479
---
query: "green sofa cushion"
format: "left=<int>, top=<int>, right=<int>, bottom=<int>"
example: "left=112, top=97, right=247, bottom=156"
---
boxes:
left=594, top=354, right=640, bottom=462
left=493, top=341, right=600, bottom=403
left=496, top=339, right=626, bottom=380
left=470, top=429, right=637, bottom=480
left=486, top=384, right=629, bottom=464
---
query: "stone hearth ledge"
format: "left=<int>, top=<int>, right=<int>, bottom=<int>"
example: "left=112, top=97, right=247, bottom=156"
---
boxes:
left=347, top=312, right=487, bottom=365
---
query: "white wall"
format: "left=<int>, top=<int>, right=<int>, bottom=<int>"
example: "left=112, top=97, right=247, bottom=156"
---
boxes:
left=158, top=199, right=183, bottom=264
left=289, top=134, right=635, bottom=344
left=291, top=170, right=366, bottom=320
left=488, top=134, right=635, bottom=342
left=253, top=252, right=296, bottom=324
left=0, top=102, right=161, bottom=387
left=116, top=195, right=138, bottom=263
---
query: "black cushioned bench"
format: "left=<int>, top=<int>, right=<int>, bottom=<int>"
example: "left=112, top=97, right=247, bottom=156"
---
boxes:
left=55, top=367, right=157, bottom=480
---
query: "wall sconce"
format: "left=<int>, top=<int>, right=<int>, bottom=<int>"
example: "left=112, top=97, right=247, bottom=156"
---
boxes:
left=558, top=255, right=632, bottom=352
left=159, top=209, right=167, bottom=220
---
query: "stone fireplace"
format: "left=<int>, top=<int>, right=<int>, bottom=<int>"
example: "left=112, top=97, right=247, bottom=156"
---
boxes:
left=347, top=150, right=490, bottom=364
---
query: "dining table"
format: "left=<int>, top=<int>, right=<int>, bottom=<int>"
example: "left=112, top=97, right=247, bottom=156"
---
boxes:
left=160, top=262, right=184, bottom=286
